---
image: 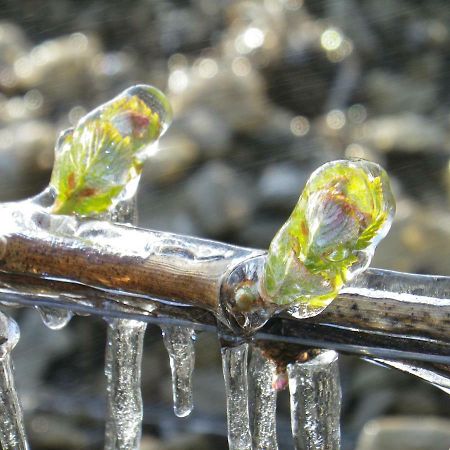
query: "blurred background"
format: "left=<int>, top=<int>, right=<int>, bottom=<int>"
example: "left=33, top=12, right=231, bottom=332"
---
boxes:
left=0, top=0, right=450, bottom=448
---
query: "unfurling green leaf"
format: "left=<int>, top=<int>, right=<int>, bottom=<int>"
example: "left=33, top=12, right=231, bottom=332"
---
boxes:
left=261, top=159, right=395, bottom=318
left=50, top=85, right=172, bottom=216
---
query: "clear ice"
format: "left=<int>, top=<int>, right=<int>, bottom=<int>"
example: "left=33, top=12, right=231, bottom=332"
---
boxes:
left=0, top=312, right=28, bottom=450
left=221, top=342, right=252, bottom=450
left=161, top=326, right=196, bottom=417
left=104, top=318, right=147, bottom=450
left=249, top=346, right=278, bottom=450
left=288, top=350, right=341, bottom=450
left=37, top=306, right=73, bottom=330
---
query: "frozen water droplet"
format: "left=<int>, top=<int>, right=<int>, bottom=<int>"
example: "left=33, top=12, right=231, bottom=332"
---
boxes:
left=161, top=326, right=195, bottom=418
left=249, top=346, right=278, bottom=450
left=37, top=306, right=73, bottom=330
left=221, top=342, right=252, bottom=450
left=288, top=350, right=341, bottom=450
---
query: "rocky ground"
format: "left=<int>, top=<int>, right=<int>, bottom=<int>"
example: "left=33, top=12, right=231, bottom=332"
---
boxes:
left=0, top=0, right=450, bottom=448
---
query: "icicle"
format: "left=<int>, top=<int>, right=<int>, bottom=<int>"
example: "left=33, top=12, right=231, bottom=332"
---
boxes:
left=104, top=318, right=146, bottom=450
left=249, top=346, right=278, bottom=450
left=288, top=350, right=341, bottom=450
left=0, top=312, right=28, bottom=450
left=36, top=306, right=73, bottom=330
left=161, top=326, right=195, bottom=418
left=221, top=342, right=252, bottom=450
left=104, top=195, right=147, bottom=450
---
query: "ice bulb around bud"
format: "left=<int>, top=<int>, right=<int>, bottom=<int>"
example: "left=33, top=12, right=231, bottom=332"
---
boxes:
left=261, top=159, right=395, bottom=318
left=50, top=85, right=172, bottom=216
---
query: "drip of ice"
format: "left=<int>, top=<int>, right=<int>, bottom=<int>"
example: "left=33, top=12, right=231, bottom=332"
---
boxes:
left=30, top=191, right=75, bottom=330
left=37, top=306, right=73, bottom=330
left=249, top=346, right=278, bottom=450
left=221, top=342, right=252, bottom=450
left=288, top=350, right=341, bottom=450
left=104, top=318, right=147, bottom=450
left=0, top=312, right=28, bottom=450
left=161, top=326, right=195, bottom=418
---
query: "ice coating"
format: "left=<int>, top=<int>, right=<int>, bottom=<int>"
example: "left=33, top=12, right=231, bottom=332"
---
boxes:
left=161, top=326, right=196, bottom=418
left=249, top=346, right=278, bottom=450
left=0, top=201, right=249, bottom=312
left=0, top=312, right=28, bottom=450
left=221, top=342, right=252, bottom=450
left=50, top=85, right=172, bottom=216
left=288, top=351, right=341, bottom=450
left=262, top=159, right=395, bottom=318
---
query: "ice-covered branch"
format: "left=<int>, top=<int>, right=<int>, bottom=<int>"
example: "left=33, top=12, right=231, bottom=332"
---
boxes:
left=0, top=213, right=448, bottom=365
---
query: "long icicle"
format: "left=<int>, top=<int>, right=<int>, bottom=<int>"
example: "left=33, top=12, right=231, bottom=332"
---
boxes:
left=288, top=350, right=341, bottom=450
left=249, top=346, right=278, bottom=450
left=0, top=312, right=28, bottom=450
left=161, top=326, right=195, bottom=417
left=104, top=198, right=147, bottom=450
left=221, top=342, right=252, bottom=450
left=104, top=318, right=146, bottom=450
